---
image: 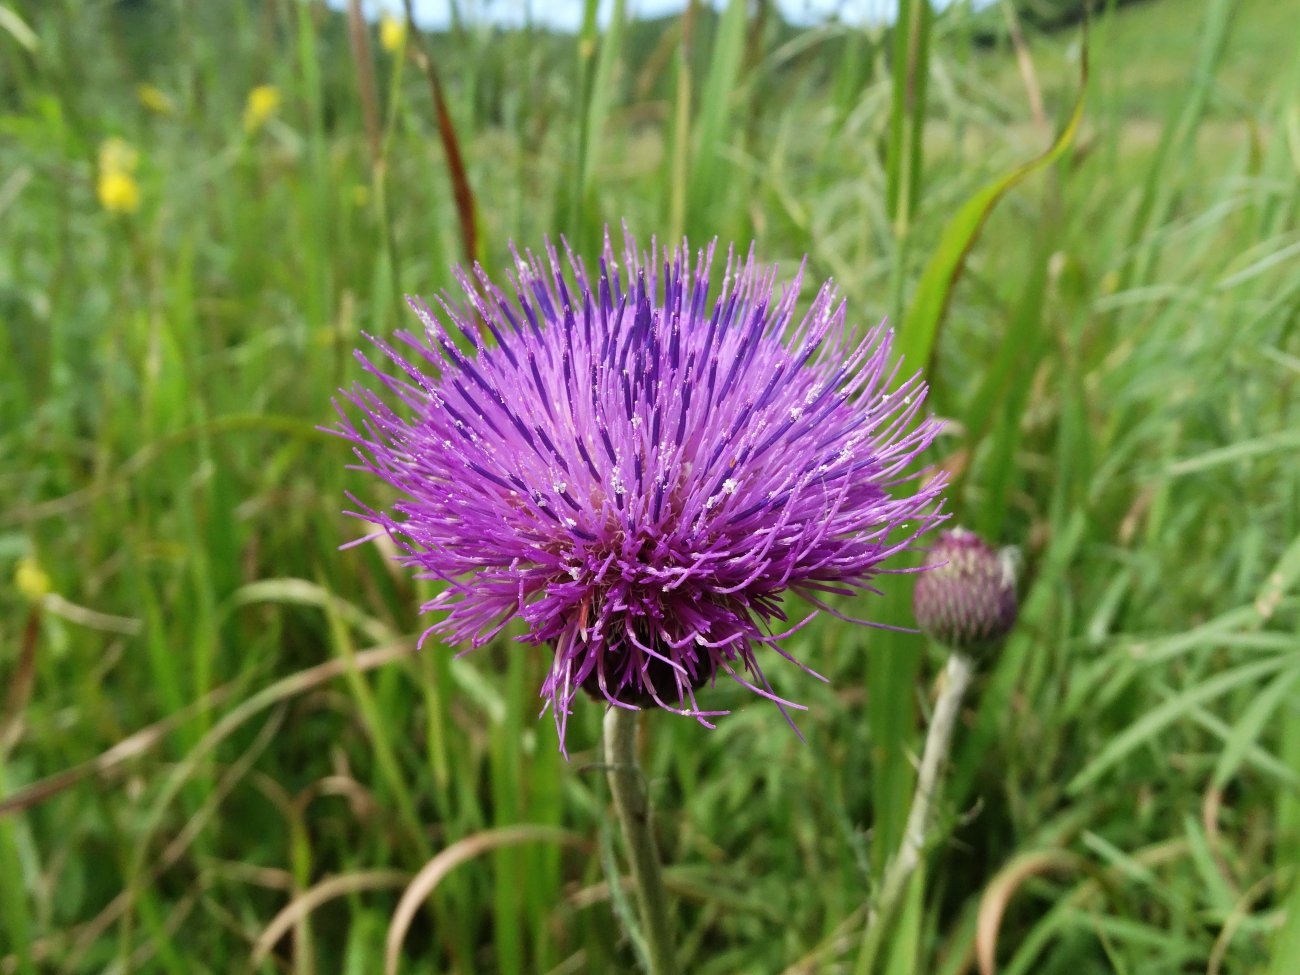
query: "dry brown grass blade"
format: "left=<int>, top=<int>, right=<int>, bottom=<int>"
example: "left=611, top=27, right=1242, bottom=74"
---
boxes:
left=0, top=679, right=237, bottom=817
left=131, top=640, right=416, bottom=865
left=385, top=825, right=587, bottom=975
left=1202, top=785, right=1241, bottom=898
left=402, top=0, right=478, bottom=267
left=0, top=415, right=331, bottom=527
left=102, top=889, right=198, bottom=975
left=1207, top=873, right=1276, bottom=975
left=0, top=605, right=40, bottom=757
left=4, top=640, right=412, bottom=819
left=976, top=839, right=1191, bottom=974
left=251, top=870, right=412, bottom=965
left=998, top=0, right=1047, bottom=132
left=294, top=773, right=380, bottom=821
left=565, top=870, right=729, bottom=910
left=42, top=593, right=141, bottom=635
left=0, top=639, right=413, bottom=818
left=45, top=641, right=419, bottom=969
left=778, top=905, right=868, bottom=975
left=248, top=771, right=317, bottom=972
left=346, top=0, right=382, bottom=165
left=59, top=709, right=288, bottom=972
left=198, top=858, right=294, bottom=892
left=976, top=850, right=1079, bottom=975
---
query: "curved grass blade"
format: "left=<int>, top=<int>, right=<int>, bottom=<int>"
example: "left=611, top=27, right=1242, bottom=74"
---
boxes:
left=384, top=826, right=587, bottom=975
left=1067, top=654, right=1292, bottom=796
left=896, top=39, right=1087, bottom=374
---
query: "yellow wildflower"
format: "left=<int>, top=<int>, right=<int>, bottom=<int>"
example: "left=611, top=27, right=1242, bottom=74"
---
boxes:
left=243, top=84, right=281, bottom=133
left=137, top=83, right=174, bottom=115
left=379, top=13, right=406, bottom=54
left=15, top=557, right=52, bottom=602
left=97, top=171, right=141, bottom=214
left=96, top=137, right=142, bottom=214
left=98, top=136, right=139, bottom=176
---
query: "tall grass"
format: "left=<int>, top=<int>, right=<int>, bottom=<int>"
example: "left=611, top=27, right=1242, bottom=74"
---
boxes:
left=1, top=0, right=1297, bottom=971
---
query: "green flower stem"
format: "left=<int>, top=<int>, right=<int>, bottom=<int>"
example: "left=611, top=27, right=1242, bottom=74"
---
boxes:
left=604, top=706, right=678, bottom=975
left=857, top=650, right=975, bottom=975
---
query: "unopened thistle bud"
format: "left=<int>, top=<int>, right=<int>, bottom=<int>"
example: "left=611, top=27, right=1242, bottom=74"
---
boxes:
left=913, top=528, right=1017, bottom=656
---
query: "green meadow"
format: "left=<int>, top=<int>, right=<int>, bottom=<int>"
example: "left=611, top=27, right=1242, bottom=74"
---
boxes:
left=2, top=0, right=1299, bottom=971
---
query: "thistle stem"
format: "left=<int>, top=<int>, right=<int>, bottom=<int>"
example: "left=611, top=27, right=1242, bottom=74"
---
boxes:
left=857, top=651, right=975, bottom=975
left=604, top=706, right=678, bottom=975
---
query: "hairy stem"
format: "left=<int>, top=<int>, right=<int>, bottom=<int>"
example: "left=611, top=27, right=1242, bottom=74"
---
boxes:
left=604, top=707, right=677, bottom=975
left=858, top=651, right=975, bottom=974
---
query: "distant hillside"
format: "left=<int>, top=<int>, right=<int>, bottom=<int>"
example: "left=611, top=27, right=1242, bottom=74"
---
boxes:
left=95, top=0, right=1280, bottom=132
left=966, top=0, right=1163, bottom=45
left=968, top=0, right=1292, bottom=123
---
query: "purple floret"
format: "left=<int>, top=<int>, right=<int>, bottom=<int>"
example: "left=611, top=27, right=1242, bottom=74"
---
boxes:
left=333, top=231, right=946, bottom=749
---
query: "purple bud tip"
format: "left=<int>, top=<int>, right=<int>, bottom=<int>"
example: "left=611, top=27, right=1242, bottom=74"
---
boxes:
left=912, top=528, right=1018, bottom=655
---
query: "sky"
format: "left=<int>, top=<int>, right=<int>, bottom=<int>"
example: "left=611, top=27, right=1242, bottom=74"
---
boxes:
left=332, top=0, right=990, bottom=31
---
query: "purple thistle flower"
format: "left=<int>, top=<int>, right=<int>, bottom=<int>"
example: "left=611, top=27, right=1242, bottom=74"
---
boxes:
left=333, top=231, right=946, bottom=750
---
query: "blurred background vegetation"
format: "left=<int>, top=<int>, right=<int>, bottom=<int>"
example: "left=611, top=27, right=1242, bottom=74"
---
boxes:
left=1, top=0, right=1298, bottom=972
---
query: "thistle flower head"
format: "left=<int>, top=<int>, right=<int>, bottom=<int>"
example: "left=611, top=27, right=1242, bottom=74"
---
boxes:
left=335, top=232, right=946, bottom=749
left=912, top=527, right=1018, bottom=655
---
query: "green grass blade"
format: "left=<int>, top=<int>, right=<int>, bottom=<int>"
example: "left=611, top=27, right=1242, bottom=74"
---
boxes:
left=1113, top=0, right=1234, bottom=296
left=667, top=3, right=696, bottom=241
left=886, top=0, right=932, bottom=230
left=0, top=794, right=34, bottom=975
left=1068, top=655, right=1293, bottom=795
left=1269, top=868, right=1300, bottom=975
left=1212, top=663, right=1300, bottom=790
left=896, top=44, right=1086, bottom=375
left=575, top=0, right=626, bottom=252
left=685, top=0, right=746, bottom=239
